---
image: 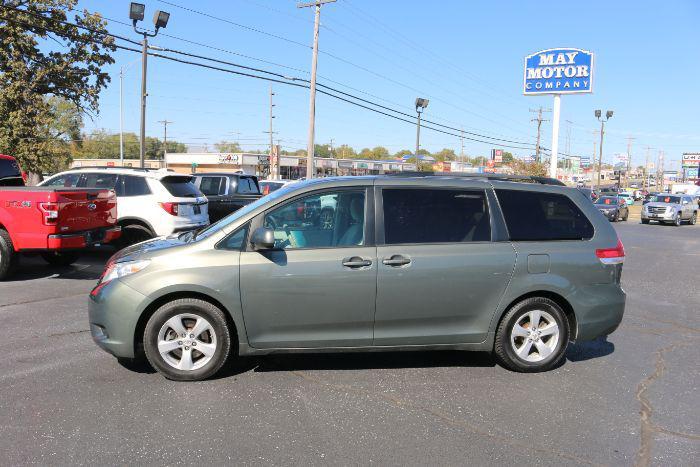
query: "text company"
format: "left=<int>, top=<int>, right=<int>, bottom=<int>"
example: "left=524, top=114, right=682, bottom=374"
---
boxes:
left=523, top=48, right=594, bottom=95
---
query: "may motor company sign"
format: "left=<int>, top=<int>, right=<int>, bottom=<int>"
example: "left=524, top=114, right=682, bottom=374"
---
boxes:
left=523, top=48, right=594, bottom=95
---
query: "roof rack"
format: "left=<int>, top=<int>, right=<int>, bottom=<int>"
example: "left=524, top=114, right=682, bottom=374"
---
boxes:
left=66, top=166, right=172, bottom=172
left=387, top=172, right=565, bottom=186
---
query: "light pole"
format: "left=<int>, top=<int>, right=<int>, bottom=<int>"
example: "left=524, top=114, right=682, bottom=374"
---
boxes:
left=415, top=98, right=429, bottom=169
left=595, top=109, right=613, bottom=191
left=129, top=3, right=170, bottom=168
left=298, top=0, right=336, bottom=180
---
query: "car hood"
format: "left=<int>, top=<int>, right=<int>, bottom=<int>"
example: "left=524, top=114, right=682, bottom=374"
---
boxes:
left=108, top=235, right=188, bottom=263
left=645, top=202, right=678, bottom=208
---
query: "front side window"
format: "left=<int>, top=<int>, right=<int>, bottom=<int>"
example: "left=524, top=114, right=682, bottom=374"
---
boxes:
left=263, top=190, right=365, bottom=249
left=199, top=177, right=225, bottom=196
left=496, top=189, right=594, bottom=241
left=382, top=188, right=491, bottom=244
left=44, top=173, right=80, bottom=188
left=218, top=224, right=249, bottom=250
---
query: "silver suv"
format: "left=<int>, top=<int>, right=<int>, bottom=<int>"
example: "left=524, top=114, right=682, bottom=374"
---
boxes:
left=641, top=194, right=698, bottom=226
left=88, top=175, right=626, bottom=381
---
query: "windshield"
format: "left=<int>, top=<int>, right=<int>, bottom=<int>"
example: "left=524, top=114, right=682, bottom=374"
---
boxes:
left=653, top=195, right=680, bottom=204
left=193, top=182, right=301, bottom=240
left=595, top=197, right=619, bottom=205
left=618, top=193, right=629, bottom=198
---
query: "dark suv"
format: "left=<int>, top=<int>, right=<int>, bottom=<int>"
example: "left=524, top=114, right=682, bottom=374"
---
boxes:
left=89, top=175, right=626, bottom=381
left=192, top=173, right=262, bottom=222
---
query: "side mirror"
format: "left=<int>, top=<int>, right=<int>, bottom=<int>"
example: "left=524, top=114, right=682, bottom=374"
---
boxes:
left=250, top=226, right=275, bottom=250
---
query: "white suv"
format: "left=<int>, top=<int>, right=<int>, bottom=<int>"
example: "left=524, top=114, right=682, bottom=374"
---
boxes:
left=40, top=168, right=209, bottom=246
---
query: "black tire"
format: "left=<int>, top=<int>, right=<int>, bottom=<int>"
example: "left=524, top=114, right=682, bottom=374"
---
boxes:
left=674, top=213, right=681, bottom=227
left=115, top=223, right=154, bottom=249
left=494, top=297, right=570, bottom=373
left=690, top=212, right=697, bottom=225
left=641, top=219, right=649, bottom=224
left=143, top=298, right=232, bottom=381
left=40, top=251, right=80, bottom=267
left=0, top=228, right=19, bottom=280
left=623, top=210, right=628, bottom=221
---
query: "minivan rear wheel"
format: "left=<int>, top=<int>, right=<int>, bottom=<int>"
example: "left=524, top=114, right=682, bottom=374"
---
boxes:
left=144, top=298, right=232, bottom=381
left=494, top=297, right=570, bottom=372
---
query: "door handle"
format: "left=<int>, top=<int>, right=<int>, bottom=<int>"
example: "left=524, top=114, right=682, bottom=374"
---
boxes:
left=382, top=255, right=411, bottom=267
left=342, top=257, right=372, bottom=268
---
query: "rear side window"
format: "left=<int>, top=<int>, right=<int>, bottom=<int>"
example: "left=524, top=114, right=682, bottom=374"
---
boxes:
left=80, top=173, right=118, bottom=189
left=496, top=189, right=594, bottom=241
left=160, top=176, right=201, bottom=198
left=0, top=158, right=21, bottom=178
left=199, top=176, right=225, bottom=196
left=382, top=188, right=491, bottom=244
left=118, top=175, right=151, bottom=197
left=237, top=177, right=260, bottom=194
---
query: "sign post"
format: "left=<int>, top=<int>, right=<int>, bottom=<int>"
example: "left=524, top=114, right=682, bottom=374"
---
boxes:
left=524, top=48, right=594, bottom=179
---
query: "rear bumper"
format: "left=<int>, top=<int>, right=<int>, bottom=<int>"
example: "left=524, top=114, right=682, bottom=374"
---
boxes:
left=569, top=284, right=626, bottom=342
left=47, top=226, right=121, bottom=249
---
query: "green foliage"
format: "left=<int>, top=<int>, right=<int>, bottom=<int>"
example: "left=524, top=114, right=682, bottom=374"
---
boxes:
left=0, top=0, right=115, bottom=177
left=508, top=158, right=547, bottom=177
left=73, top=130, right=187, bottom=160
left=501, top=151, right=515, bottom=163
left=215, top=140, right=242, bottom=153
left=313, top=143, right=331, bottom=158
left=433, top=148, right=456, bottom=162
left=335, top=144, right=356, bottom=159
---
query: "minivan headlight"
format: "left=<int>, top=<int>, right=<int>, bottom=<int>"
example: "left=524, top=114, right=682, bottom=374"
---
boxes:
left=102, top=259, right=151, bottom=283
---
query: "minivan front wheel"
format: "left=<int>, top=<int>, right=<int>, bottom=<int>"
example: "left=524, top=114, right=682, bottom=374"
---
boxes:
left=144, top=298, right=232, bottom=381
left=494, top=297, right=570, bottom=372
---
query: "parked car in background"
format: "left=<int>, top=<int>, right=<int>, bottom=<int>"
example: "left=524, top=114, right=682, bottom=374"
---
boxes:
left=191, top=173, right=263, bottom=223
left=642, top=194, right=697, bottom=226
left=259, top=179, right=296, bottom=196
left=1, top=155, right=121, bottom=279
left=594, top=196, right=629, bottom=222
left=89, top=174, right=626, bottom=381
left=40, top=168, right=208, bottom=246
left=617, top=192, right=635, bottom=206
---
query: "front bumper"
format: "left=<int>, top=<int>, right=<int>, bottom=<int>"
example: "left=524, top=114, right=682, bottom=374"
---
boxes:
left=48, top=226, right=121, bottom=249
left=641, top=210, right=673, bottom=221
left=597, top=209, right=618, bottom=220
left=88, top=278, right=148, bottom=358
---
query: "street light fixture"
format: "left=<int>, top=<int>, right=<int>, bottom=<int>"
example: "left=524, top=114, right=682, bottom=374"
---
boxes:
left=129, top=2, right=170, bottom=168
left=595, top=109, right=613, bottom=191
left=414, top=98, right=429, bottom=169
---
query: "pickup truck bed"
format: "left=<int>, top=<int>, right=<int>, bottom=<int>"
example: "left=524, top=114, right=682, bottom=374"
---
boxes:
left=0, top=185, right=121, bottom=279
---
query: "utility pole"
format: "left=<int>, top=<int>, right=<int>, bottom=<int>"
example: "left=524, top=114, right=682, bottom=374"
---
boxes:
left=329, top=138, right=334, bottom=158
left=625, top=136, right=635, bottom=187
left=460, top=128, right=465, bottom=171
left=530, top=107, right=550, bottom=163
left=592, top=140, right=597, bottom=189
left=298, top=0, right=336, bottom=180
left=658, top=150, right=665, bottom=191
left=643, top=146, right=653, bottom=190
left=595, top=110, right=613, bottom=191
left=263, top=85, right=277, bottom=179
left=157, top=119, right=173, bottom=164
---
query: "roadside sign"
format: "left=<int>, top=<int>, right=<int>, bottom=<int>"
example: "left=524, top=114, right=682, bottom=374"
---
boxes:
left=523, top=48, right=594, bottom=95
left=681, top=153, right=700, bottom=166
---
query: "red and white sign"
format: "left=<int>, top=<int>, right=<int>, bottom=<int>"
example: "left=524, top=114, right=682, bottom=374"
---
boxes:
left=682, top=153, right=700, bottom=164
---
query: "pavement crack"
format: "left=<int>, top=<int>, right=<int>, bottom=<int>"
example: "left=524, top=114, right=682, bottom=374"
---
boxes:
left=0, top=292, right=86, bottom=309
left=289, top=370, right=601, bottom=466
left=634, top=340, right=694, bottom=467
left=47, top=329, right=89, bottom=338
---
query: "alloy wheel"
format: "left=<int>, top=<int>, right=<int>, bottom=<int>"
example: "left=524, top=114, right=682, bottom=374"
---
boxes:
left=510, top=309, right=560, bottom=363
left=157, top=313, right=217, bottom=371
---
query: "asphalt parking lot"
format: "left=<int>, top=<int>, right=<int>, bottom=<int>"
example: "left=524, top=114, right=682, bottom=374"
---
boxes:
left=0, top=222, right=698, bottom=465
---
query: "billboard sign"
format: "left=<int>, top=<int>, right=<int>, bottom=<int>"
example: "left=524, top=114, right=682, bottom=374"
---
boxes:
left=523, top=48, right=594, bottom=95
left=685, top=167, right=699, bottom=179
left=682, top=153, right=700, bottom=166
left=491, top=149, right=503, bottom=163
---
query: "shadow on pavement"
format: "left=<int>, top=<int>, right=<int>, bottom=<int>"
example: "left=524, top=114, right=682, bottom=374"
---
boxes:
left=6, top=249, right=113, bottom=282
left=565, top=336, right=615, bottom=362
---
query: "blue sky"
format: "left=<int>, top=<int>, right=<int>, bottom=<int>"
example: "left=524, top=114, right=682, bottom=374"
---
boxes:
left=77, top=0, right=699, bottom=169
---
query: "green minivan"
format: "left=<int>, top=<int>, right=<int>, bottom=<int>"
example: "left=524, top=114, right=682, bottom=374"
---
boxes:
left=89, top=175, right=626, bottom=381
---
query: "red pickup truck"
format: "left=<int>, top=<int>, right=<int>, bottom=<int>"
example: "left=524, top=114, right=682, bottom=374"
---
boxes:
left=0, top=155, right=121, bottom=279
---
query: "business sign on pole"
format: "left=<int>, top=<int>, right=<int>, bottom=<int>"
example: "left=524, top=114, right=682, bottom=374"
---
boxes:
left=523, top=48, right=594, bottom=95
left=682, top=153, right=700, bottom=165
left=685, top=167, right=699, bottom=179
left=491, top=149, right=503, bottom=163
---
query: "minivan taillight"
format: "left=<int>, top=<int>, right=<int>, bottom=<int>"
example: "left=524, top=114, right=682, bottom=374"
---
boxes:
left=159, top=202, right=179, bottom=216
left=596, top=239, right=625, bottom=265
left=38, top=202, right=59, bottom=225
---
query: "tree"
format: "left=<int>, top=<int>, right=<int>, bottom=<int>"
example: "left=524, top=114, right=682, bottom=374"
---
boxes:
left=501, top=151, right=515, bottom=163
left=434, top=148, right=456, bottom=162
left=215, top=141, right=242, bottom=153
left=313, top=143, right=331, bottom=158
left=394, top=149, right=412, bottom=159
left=370, top=146, right=389, bottom=160
left=73, top=130, right=186, bottom=160
left=335, top=144, right=356, bottom=159
left=0, top=0, right=115, bottom=182
left=508, top=158, right=547, bottom=177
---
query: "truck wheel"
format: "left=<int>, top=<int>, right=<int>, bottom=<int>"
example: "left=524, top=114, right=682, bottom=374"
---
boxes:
left=0, top=229, right=19, bottom=280
left=116, top=224, right=154, bottom=249
left=143, top=298, right=232, bottom=381
left=691, top=212, right=697, bottom=225
left=674, top=213, right=681, bottom=227
left=40, top=251, right=79, bottom=267
left=494, top=297, right=570, bottom=373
